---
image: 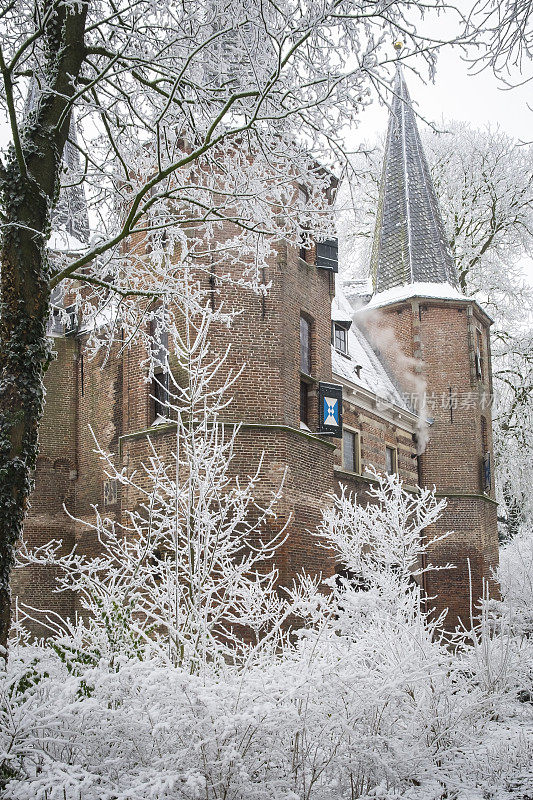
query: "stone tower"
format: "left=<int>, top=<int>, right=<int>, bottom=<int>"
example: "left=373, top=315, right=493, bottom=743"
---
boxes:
left=360, top=65, right=499, bottom=628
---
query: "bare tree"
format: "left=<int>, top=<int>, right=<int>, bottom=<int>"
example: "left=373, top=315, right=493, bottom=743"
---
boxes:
left=0, top=0, right=469, bottom=653
left=18, top=276, right=296, bottom=671
left=424, top=123, right=533, bottom=297
left=468, top=0, right=533, bottom=86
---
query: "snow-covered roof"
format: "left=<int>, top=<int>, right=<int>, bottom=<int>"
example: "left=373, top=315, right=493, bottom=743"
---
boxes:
left=332, top=284, right=412, bottom=414
left=332, top=326, right=410, bottom=412
left=331, top=287, right=355, bottom=324
left=362, top=281, right=470, bottom=312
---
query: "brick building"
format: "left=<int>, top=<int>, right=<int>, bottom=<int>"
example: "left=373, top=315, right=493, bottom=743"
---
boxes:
left=13, top=66, right=498, bottom=632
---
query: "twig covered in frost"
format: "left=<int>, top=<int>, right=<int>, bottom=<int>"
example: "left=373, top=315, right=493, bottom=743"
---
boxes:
left=17, top=278, right=295, bottom=671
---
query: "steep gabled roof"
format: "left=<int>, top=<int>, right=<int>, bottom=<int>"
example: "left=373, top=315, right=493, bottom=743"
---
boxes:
left=370, top=65, right=458, bottom=293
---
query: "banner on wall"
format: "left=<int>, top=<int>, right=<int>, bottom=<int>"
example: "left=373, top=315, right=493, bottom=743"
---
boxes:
left=318, top=382, right=343, bottom=437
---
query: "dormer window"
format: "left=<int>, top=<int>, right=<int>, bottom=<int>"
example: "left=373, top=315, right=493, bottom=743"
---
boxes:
left=332, top=322, right=349, bottom=355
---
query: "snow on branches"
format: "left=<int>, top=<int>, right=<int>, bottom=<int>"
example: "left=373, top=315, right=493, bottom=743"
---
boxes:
left=4, top=455, right=533, bottom=798
left=17, top=278, right=296, bottom=670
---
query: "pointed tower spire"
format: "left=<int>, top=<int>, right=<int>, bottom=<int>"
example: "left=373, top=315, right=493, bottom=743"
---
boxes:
left=370, top=63, right=459, bottom=294
left=24, top=82, right=90, bottom=245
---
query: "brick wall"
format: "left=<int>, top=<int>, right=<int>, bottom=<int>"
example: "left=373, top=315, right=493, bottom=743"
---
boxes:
left=116, top=236, right=337, bottom=590
left=338, top=400, right=418, bottom=486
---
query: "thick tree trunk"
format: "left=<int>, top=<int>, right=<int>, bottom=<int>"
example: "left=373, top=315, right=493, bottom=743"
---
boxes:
left=0, top=0, right=87, bottom=656
left=0, top=225, right=50, bottom=654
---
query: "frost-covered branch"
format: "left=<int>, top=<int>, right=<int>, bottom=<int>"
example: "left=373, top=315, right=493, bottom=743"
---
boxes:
left=468, top=0, right=533, bottom=86
left=17, top=278, right=295, bottom=670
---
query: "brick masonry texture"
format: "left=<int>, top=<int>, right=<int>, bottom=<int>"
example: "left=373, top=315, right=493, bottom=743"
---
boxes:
left=17, top=234, right=499, bottom=633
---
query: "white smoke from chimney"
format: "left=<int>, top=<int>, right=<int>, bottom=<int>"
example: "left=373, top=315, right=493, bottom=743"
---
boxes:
left=357, top=306, right=430, bottom=456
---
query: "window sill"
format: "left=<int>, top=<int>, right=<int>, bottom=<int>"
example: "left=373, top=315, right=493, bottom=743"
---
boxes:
left=335, top=465, right=363, bottom=478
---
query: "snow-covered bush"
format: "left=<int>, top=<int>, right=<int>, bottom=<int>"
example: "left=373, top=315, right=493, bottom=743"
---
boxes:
left=497, top=529, right=533, bottom=638
left=314, top=474, right=450, bottom=618
left=477, top=528, right=533, bottom=712
left=4, top=470, right=533, bottom=798
left=2, top=592, right=531, bottom=797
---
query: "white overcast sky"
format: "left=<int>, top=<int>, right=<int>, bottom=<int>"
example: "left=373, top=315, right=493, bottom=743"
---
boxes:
left=353, top=45, right=531, bottom=145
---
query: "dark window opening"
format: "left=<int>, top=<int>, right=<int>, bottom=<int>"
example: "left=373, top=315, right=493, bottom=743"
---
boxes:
left=300, top=380, right=309, bottom=426
left=150, top=318, right=169, bottom=368
left=316, top=238, right=338, bottom=272
left=481, top=415, right=491, bottom=492
left=48, top=303, right=77, bottom=336
left=153, top=371, right=170, bottom=419
left=300, top=315, right=311, bottom=375
left=298, top=187, right=309, bottom=262
left=150, top=547, right=164, bottom=584
left=298, top=186, right=308, bottom=206
left=343, top=429, right=359, bottom=473
left=385, top=446, right=397, bottom=475
left=150, top=315, right=170, bottom=420
left=483, top=452, right=491, bottom=493
left=334, top=565, right=370, bottom=593
left=475, top=329, right=484, bottom=382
